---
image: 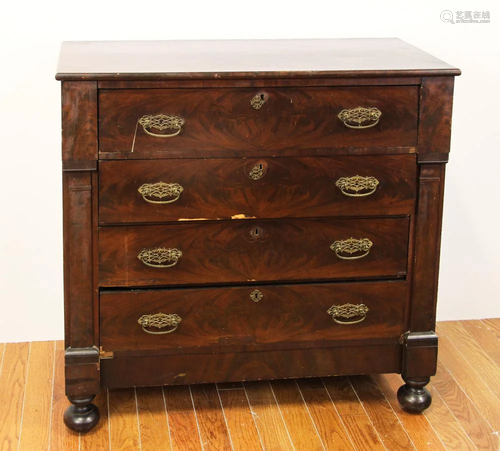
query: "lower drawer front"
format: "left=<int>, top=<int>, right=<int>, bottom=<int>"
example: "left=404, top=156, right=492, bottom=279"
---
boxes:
left=100, top=281, right=407, bottom=355
left=99, top=218, right=409, bottom=287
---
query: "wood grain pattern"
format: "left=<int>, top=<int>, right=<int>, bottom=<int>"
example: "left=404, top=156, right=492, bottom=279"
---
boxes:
left=461, top=320, right=500, bottom=367
left=373, top=373, right=446, bottom=451
left=97, top=76, right=423, bottom=90
left=99, top=218, right=409, bottom=287
left=190, top=384, right=232, bottom=450
left=296, top=378, right=354, bottom=450
left=98, top=86, right=418, bottom=157
left=107, top=389, right=140, bottom=450
left=100, top=281, right=406, bottom=355
left=436, top=325, right=500, bottom=431
left=417, top=77, right=455, bottom=162
left=482, top=318, right=500, bottom=341
left=63, top=172, right=95, bottom=348
left=61, top=81, right=97, bottom=169
left=244, top=381, right=295, bottom=450
left=269, top=379, right=325, bottom=450
left=432, top=361, right=499, bottom=450
left=18, top=341, right=55, bottom=451
left=0, top=343, right=5, bottom=375
left=322, top=377, right=385, bottom=450
left=136, top=386, right=172, bottom=450
left=3, top=324, right=500, bottom=450
left=439, top=321, right=500, bottom=399
left=217, top=386, right=263, bottom=451
left=349, top=375, right=414, bottom=450
left=0, top=343, right=30, bottom=451
left=423, top=384, right=476, bottom=450
left=57, top=39, right=460, bottom=81
left=163, top=385, right=202, bottom=451
left=409, top=164, right=445, bottom=332
left=101, top=344, right=401, bottom=389
left=50, top=341, right=80, bottom=451
left=58, top=40, right=461, bottom=433
left=99, top=155, right=416, bottom=224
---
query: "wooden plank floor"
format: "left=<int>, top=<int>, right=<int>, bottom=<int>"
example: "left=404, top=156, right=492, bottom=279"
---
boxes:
left=1, top=319, right=500, bottom=451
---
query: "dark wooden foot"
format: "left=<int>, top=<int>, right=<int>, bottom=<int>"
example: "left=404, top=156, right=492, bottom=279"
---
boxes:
left=64, top=395, right=100, bottom=432
left=397, top=377, right=432, bottom=413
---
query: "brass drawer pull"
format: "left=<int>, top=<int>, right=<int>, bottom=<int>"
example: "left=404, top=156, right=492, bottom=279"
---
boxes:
left=138, top=114, right=185, bottom=138
left=138, top=313, right=182, bottom=334
left=327, top=304, right=369, bottom=325
left=137, top=248, right=182, bottom=268
left=330, top=238, right=373, bottom=260
left=338, top=107, right=382, bottom=129
left=138, top=182, right=184, bottom=204
left=336, top=176, right=379, bottom=197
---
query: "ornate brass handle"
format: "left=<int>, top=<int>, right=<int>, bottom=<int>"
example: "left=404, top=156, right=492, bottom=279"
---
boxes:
left=137, top=248, right=182, bottom=268
left=138, top=182, right=184, bottom=204
left=327, top=303, right=369, bottom=325
left=337, top=107, right=382, bottom=129
left=138, top=313, right=182, bottom=334
left=336, top=176, right=379, bottom=197
left=330, top=238, right=373, bottom=260
left=138, top=114, right=185, bottom=138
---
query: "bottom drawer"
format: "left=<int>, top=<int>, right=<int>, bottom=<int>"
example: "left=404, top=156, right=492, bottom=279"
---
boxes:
left=100, top=281, right=407, bottom=355
left=101, top=344, right=402, bottom=388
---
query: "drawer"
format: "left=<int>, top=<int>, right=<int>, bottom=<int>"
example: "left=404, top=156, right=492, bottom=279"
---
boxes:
left=100, top=280, right=407, bottom=354
left=98, top=218, right=409, bottom=287
left=98, top=86, right=418, bottom=157
left=99, top=155, right=416, bottom=224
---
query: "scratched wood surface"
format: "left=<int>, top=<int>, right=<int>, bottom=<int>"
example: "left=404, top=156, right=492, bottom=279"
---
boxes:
left=0, top=319, right=499, bottom=451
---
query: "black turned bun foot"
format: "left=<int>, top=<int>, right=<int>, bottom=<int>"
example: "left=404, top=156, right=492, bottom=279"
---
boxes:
left=64, top=395, right=100, bottom=432
left=397, top=377, right=432, bottom=413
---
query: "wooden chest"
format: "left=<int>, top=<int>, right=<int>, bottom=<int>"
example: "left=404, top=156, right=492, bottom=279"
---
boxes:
left=56, top=38, right=460, bottom=431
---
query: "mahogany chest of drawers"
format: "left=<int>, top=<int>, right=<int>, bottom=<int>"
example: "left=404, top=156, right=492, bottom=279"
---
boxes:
left=56, top=39, right=460, bottom=431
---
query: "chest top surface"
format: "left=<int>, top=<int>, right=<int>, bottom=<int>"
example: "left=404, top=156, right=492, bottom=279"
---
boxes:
left=56, top=38, right=460, bottom=80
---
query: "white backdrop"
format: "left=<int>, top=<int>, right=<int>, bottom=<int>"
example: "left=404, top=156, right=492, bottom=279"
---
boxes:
left=0, top=0, right=498, bottom=343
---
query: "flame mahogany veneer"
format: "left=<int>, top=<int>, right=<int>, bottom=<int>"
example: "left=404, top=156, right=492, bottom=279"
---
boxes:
left=57, top=38, right=460, bottom=431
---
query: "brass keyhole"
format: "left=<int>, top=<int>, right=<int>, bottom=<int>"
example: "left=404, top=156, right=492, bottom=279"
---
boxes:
left=250, top=91, right=268, bottom=110
left=247, top=160, right=267, bottom=180
left=250, top=290, right=263, bottom=303
left=250, top=227, right=263, bottom=238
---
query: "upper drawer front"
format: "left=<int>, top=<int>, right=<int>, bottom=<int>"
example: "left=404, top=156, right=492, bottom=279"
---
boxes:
left=100, top=281, right=407, bottom=354
left=98, top=218, right=409, bottom=287
left=99, top=155, right=416, bottom=224
left=98, top=87, right=418, bottom=156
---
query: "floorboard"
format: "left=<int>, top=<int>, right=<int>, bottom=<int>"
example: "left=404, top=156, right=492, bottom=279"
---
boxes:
left=1, top=319, right=500, bottom=451
left=164, top=385, right=203, bottom=451
left=217, top=384, right=263, bottom=451
left=244, top=380, right=295, bottom=451
left=269, top=379, right=325, bottom=450
left=296, top=378, right=355, bottom=451
left=0, top=342, right=30, bottom=451
left=322, top=376, right=386, bottom=451
left=374, top=373, right=446, bottom=451
left=349, top=375, right=415, bottom=450
left=18, top=341, right=55, bottom=451
left=190, top=384, right=233, bottom=451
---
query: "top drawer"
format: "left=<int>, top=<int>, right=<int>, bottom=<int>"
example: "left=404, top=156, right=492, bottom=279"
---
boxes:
left=98, top=86, right=418, bottom=157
